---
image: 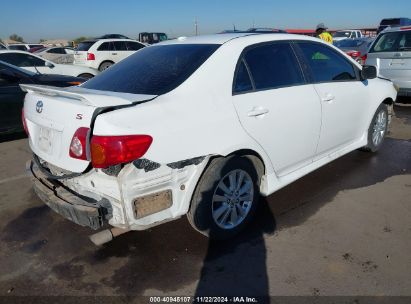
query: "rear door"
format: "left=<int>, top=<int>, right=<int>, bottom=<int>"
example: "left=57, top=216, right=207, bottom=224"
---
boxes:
left=367, top=30, right=411, bottom=88
left=232, top=42, right=322, bottom=176
left=294, top=41, right=370, bottom=157
left=113, top=41, right=130, bottom=62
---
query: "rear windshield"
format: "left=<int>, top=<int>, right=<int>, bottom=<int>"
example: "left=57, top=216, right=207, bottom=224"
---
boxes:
left=370, top=30, right=411, bottom=52
left=380, top=19, right=400, bottom=26
left=82, top=44, right=220, bottom=95
left=333, top=31, right=351, bottom=38
left=77, top=41, right=95, bottom=51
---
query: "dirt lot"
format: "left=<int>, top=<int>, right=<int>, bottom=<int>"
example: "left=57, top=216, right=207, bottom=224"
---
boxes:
left=0, top=104, right=410, bottom=299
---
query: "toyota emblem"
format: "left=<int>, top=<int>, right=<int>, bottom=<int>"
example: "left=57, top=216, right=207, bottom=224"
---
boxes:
left=36, top=101, right=43, bottom=113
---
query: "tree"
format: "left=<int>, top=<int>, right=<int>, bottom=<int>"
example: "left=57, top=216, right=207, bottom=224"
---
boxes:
left=39, top=38, right=46, bottom=43
left=72, top=36, right=89, bottom=46
left=9, top=34, right=24, bottom=43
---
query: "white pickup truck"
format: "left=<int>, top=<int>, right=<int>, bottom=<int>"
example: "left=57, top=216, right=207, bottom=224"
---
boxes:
left=333, top=30, right=364, bottom=42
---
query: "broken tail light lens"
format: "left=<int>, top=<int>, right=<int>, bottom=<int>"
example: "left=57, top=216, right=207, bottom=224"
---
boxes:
left=69, top=127, right=90, bottom=160
left=21, top=108, right=29, bottom=135
left=90, top=135, right=153, bottom=168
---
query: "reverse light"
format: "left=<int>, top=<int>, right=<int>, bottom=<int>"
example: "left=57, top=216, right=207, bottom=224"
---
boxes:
left=69, top=127, right=90, bottom=160
left=21, top=108, right=29, bottom=135
left=87, top=52, right=95, bottom=60
left=91, top=135, right=153, bottom=168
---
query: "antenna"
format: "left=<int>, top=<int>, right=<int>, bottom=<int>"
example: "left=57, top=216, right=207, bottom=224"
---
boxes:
left=195, top=17, right=198, bottom=36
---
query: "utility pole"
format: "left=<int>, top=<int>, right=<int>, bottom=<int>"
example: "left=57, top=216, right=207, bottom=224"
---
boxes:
left=195, top=17, right=198, bottom=36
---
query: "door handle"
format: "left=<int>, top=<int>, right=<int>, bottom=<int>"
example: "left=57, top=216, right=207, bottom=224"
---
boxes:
left=321, top=94, right=335, bottom=102
left=112, top=53, right=117, bottom=55
left=247, top=107, right=269, bottom=117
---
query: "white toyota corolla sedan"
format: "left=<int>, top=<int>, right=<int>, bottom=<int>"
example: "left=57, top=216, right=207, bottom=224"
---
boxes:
left=22, top=33, right=397, bottom=244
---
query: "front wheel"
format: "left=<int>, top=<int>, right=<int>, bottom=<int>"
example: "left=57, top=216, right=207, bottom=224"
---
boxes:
left=187, top=156, right=260, bottom=240
left=363, top=103, right=388, bottom=152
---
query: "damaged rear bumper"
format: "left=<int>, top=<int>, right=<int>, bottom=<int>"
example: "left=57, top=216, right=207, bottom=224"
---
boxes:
left=28, top=160, right=111, bottom=230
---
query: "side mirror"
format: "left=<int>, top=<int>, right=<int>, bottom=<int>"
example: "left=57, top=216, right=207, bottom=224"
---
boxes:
left=0, top=69, right=20, bottom=82
left=45, top=61, right=55, bottom=69
left=361, top=65, right=377, bottom=80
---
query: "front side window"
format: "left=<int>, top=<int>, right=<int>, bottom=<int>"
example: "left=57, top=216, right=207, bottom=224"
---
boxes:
left=0, top=53, right=46, bottom=67
left=126, top=41, right=144, bottom=51
left=297, top=42, right=357, bottom=82
left=243, top=43, right=304, bottom=91
left=82, top=44, right=220, bottom=95
left=370, top=30, right=411, bottom=52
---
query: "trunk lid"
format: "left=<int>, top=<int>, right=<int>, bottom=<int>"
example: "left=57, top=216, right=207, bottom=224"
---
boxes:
left=21, top=84, right=156, bottom=173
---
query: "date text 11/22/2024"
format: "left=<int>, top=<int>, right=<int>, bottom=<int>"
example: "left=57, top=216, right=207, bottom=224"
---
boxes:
left=149, top=297, right=259, bottom=303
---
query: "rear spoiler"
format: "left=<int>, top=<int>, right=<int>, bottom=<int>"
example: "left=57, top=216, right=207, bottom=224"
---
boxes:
left=20, top=84, right=92, bottom=105
left=20, top=84, right=157, bottom=107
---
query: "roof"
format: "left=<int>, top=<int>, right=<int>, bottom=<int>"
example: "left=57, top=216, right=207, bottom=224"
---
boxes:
left=381, top=25, right=411, bottom=33
left=159, top=33, right=320, bottom=46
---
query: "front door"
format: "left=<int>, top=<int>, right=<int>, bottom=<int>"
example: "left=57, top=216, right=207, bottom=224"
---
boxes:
left=294, top=41, right=370, bottom=156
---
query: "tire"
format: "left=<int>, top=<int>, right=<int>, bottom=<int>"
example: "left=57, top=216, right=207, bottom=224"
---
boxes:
left=99, top=61, right=113, bottom=72
left=78, top=73, right=94, bottom=80
left=187, top=156, right=260, bottom=240
left=362, top=103, right=388, bottom=153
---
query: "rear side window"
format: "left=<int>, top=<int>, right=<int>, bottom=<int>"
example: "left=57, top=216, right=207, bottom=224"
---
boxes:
left=297, top=42, right=356, bottom=82
left=113, top=41, right=127, bottom=51
left=0, top=53, right=46, bottom=67
left=82, top=44, right=220, bottom=95
left=77, top=41, right=95, bottom=51
left=9, top=45, right=27, bottom=51
left=370, top=31, right=411, bottom=52
left=48, top=48, right=65, bottom=54
left=97, top=42, right=114, bottom=51
left=233, top=60, right=253, bottom=93
left=243, top=43, right=304, bottom=90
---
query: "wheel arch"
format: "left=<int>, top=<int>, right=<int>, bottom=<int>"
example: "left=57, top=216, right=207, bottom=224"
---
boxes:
left=98, top=60, right=115, bottom=70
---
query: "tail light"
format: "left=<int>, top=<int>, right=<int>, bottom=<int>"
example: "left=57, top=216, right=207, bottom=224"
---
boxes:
left=21, top=108, right=29, bottom=135
left=362, top=54, right=368, bottom=64
left=69, top=127, right=90, bottom=160
left=90, top=135, right=153, bottom=168
left=87, top=52, right=95, bottom=60
left=347, top=51, right=361, bottom=58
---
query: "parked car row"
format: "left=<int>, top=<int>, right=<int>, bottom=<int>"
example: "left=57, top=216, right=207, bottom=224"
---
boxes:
left=0, top=60, right=86, bottom=134
left=0, top=50, right=98, bottom=79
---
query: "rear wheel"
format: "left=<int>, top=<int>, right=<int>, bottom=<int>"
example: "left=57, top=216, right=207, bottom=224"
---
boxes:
left=187, top=156, right=260, bottom=240
left=99, top=61, right=113, bottom=71
left=362, top=103, right=388, bottom=152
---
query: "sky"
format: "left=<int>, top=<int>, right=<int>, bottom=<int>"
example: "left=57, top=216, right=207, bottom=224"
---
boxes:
left=2, top=0, right=411, bottom=42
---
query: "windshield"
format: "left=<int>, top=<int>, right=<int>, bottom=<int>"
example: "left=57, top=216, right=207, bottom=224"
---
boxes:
left=370, top=30, right=411, bottom=52
left=82, top=44, right=220, bottom=95
left=334, top=39, right=365, bottom=48
left=333, top=31, right=351, bottom=38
